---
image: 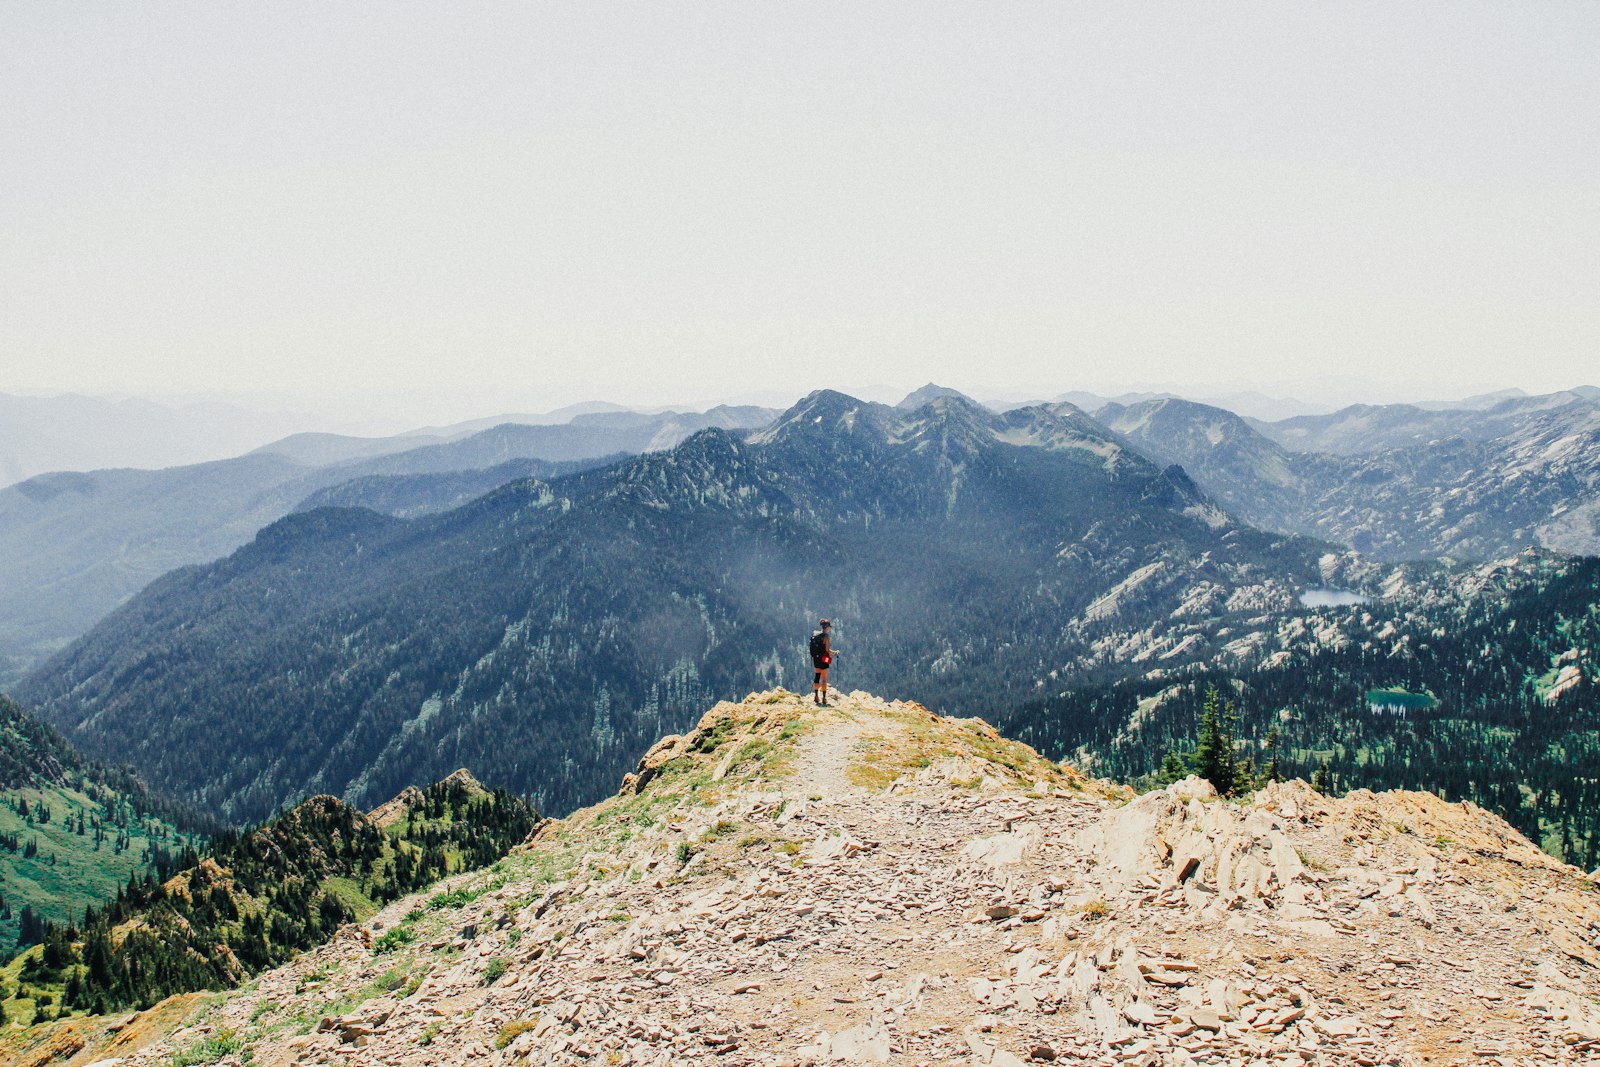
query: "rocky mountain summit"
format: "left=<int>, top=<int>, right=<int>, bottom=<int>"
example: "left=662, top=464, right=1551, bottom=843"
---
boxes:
left=14, top=691, right=1600, bottom=1067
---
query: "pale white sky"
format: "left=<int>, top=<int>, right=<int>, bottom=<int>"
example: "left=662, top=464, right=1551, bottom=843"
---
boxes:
left=4, top=3, right=1597, bottom=426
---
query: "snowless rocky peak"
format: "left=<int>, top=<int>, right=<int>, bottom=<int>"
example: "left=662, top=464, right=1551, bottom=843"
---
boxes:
left=366, top=767, right=487, bottom=829
left=109, top=691, right=1600, bottom=1064
left=897, top=383, right=980, bottom=411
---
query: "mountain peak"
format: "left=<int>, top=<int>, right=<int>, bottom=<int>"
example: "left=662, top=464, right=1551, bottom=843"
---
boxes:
left=368, top=768, right=488, bottom=828
left=896, top=382, right=978, bottom=411
left=99, top=688, right=1600, bottom=1066
left=745, top=389, right=898, bottom=447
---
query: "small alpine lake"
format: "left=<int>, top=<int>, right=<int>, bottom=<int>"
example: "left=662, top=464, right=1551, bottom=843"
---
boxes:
left=1366, top=687, right=1438, bottom=713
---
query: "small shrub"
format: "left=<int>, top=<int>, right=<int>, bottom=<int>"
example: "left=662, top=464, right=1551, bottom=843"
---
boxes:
left=164, top=1030, right=244, bottom=1067
left=374, top=926, right=416, bottom=953
left=481, top=957, right=507, bottom=984
left=691, top=718, right=734, bottom=753
left=1078, top=897, right=1110, bottom=921
left=374, top=966, right=411, bottom=992
left=429, top=887, right=474, bottom=910
left=495, top=1019, right=537, bottom=1049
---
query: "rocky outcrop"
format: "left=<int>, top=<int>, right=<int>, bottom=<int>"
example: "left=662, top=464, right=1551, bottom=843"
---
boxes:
left=37, top=689, right=1600, bottom=1067
left=368, top=768, right=486, bottom=828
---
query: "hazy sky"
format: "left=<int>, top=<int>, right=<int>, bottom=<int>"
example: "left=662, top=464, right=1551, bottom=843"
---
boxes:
left=4, top=3, right=1597, bottom=424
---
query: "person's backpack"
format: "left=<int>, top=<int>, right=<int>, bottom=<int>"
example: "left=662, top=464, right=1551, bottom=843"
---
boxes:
left=809, top=631, right=829, bottom=662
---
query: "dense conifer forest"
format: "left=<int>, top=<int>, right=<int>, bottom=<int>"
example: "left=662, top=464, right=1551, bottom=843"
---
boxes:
left=0, top=695, right=214, bottom=958
left=3, top=776, right=536, bottom=1020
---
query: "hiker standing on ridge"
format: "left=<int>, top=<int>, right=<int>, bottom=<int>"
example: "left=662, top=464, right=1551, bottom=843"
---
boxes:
left=809, top=619, right=836, bottom=706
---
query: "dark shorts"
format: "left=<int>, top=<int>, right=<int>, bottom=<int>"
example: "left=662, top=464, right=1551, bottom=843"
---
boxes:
left=812, top=659, right=830, bottom=671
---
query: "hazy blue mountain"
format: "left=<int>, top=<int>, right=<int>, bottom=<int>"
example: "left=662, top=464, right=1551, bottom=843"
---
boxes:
left=1254, top=389, right=1599, bottom=455
left=0, top=393, right=322, bottom=489
left=405, top=400, right=634, bottom=439
left=1046, top=390, right=1332, bottom=423
left=1105, top=393, right=1600, bottom=559
left=346, top=406, right=778, bottom=475
left=1096, top=398, right=1320, bottom=520
left=19, top=391, right=1336, bottom=824
left=895, top=383, right=980, bottom=410
left=254, top=406, right=778, bottom=475
left=293, top=455, right=624, bottom=518
left=0, top=455, right=341, bottom=686
left=248, top=429, right=455, bottom=467
left=0, top=407, right=778, bottom=687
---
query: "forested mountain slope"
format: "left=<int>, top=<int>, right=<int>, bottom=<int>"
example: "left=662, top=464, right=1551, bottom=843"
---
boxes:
left=20, top=391, right=1337, bottom=824
left=1000, top=550, right=1600, bottom=867
left=291, top=456, right=624, bottom=519
left=0, top=696, right=208, bottom=959
left=1102, top=392, right=1600, bottom=558
left=2, top=771, right=535, bottom=1025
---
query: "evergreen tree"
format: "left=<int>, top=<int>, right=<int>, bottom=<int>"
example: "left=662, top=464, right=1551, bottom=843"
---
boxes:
left=1191, top=687, right=1246, bottom=796
left=1154, top=749, right=1190, bottom=786
left=17, top=905, right=43, bottom=946
left=1311, top=759, right=1333, bottom=794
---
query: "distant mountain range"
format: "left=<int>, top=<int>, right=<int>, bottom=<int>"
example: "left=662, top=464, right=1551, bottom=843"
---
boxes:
left=0, top=393, right=327, bottom=489
left=8, top=383, right=1598, bottom=690
left=0, top=405, right=778, bottom=686
left=17, top=390, right=1340, bottom=824
left=1100, top=388, right=1600, bottom=559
